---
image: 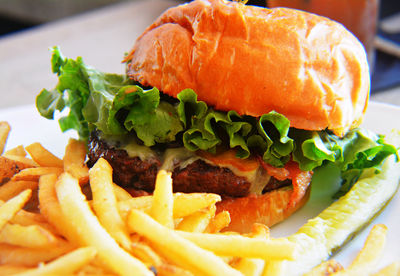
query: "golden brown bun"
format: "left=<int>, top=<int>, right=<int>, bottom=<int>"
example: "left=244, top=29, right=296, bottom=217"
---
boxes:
left=216, top=186, right=311, bottom=233
left=125, top=0, right=370, bottom=136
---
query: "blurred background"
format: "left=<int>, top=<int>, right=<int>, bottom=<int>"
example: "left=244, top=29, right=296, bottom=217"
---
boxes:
left=0, top=0, right=399, bottom=94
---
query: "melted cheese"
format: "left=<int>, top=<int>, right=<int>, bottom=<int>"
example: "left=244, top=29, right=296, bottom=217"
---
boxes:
left=109, top=137, right=272, bottom=194
left=123, top=143, right=157, bottom=161
left=160, top=148, right=271, bottom=195
left=161, top=148, right=199, bottom=171
left=98, top=133, right=157, bottom=161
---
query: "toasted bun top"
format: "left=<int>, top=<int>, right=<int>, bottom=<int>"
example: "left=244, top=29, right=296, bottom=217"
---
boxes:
left=125, top=0, right=370, bottom=136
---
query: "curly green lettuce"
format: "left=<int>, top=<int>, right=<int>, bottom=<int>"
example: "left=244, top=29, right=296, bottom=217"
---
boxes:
left=36, top=47, right=398, bottom=195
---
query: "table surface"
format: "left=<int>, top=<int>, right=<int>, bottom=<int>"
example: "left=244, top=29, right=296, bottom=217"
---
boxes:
left=0, top=0, right=399, bottom=110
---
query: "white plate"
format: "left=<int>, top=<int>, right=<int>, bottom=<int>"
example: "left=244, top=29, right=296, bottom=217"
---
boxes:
left=0, top=101, right=399, bottom=271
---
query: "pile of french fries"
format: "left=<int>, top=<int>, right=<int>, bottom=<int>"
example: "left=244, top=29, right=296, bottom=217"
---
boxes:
left=305, top=224, right=400, bottom=276
left=0, top=120, right=398, bottom=276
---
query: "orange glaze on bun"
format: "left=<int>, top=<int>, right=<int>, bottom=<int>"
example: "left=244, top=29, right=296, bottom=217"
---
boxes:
left=125, top=0, right=370, bottom=137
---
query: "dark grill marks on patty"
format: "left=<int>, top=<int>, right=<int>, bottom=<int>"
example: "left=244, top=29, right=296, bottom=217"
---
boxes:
left=87, top=131, right=291, bottom=197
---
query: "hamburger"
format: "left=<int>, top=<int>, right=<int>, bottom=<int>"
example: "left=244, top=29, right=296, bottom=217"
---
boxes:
left=36, top=0, right=396, bottom=232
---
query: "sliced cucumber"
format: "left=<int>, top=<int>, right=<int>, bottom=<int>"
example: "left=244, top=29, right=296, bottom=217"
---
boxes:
left=264, top=132, right=400, bottom=275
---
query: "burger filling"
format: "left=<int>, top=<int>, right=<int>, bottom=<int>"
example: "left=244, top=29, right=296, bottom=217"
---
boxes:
left=87, top=130, right=292, bottom=198
left=37, top=48, right=398, bottom=201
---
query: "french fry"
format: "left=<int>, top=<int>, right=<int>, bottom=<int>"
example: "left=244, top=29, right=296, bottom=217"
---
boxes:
left=0, top=156, right=35, bottom=184
left=0, top=223, right=60, bottom=248
left=89, top=158, right=131, bottom=250
left=0, top=121, right=11, bottom=155
left=38, top=174, right=80, bottom=244
left=55, top=172, right=153, bottom=276
left=117, top=196, right=153, bottom=219
left=10, top=215, right=57, bottom=235
left=64, top=164, right=89, bottom=185
left=205, top=210, right=231, bottom=233
left=176, top=231, right=297, bottom=260
left=25, top=142, right=63, bottom=168
left=0, top=265, right=29, bottom=275
left=11, top=167, right=63, bottom=182
left=249, top=223, right=270, bottom=239
left=0, top=201, right=48, bottom=227
left=131, top=240, right=164, bottom=267
left=4, top=145, right=26, bottom=157
left=0, top=242, right=74, bottom=266
left=75, top=263, right=116, bottom=276
left=8, top=208, right=46, bottom=225
left=232, top=257, right=265, bottom=276
left=156, top=263, right=194, bottom=276
left=113, top=183, right=133, bottom=201
left=262, top=261, right=287, bottom=276
left=3, top=155, right=37, bottom=167
left=231, top=224, right=270, bottom=276
left=172, top=192, right=221, bottom=218
left=332, top=224, right=388, bottom=276
left=177, top=205, right=216, bottom=233
left=14, top=247, right=97, bottom=276
left=0, top=189, right=31, bottom=231
left=63, top=138, right=89, bottom=184
left=0, top=181, right=38, bottom=201
left=146, top=240, right=206, bottom=276
left=1, top=155, right=37, bottom=169
left=8, top=211, right=57, bottom=234
left=372, top=261, right=400, bottom=276
left=304, top=259, right=344, bottom=276
left=118, top=192, right=221, bottom=220
left=349, top=224, right=387, bottom=267
left=151, top=170, right=174, bottom=228
left=127, top=209, right=242, bottom=276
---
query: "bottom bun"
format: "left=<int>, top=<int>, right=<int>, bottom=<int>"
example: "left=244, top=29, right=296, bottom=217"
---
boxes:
left=216, top=186, right=311, bottom=233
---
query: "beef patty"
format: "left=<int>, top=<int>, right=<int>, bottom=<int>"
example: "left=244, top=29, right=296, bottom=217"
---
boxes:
left=87, top=131, right=290, bottom=197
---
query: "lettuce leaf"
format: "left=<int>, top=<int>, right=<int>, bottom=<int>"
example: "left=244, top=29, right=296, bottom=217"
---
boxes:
left=36, top=47, right=183, bottom=144
left=37, top=47, right=398, bottom=195
left=291, top=128, right=398, bottom=195
left=178, top=90, right=252, bottom=157
left=37, top=47, right=91, bottom=138
left=36, top=88, right=65, bottom=120
left=247, top=111, right=293, bottom=167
